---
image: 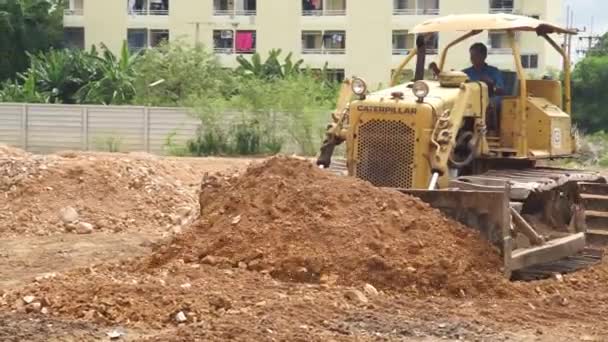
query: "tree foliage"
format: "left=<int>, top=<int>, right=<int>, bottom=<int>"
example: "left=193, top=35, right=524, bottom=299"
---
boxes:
left=0, top=0, right=64, bottom=80
left=236, top=49, right=305, bottom=80
left=133, top=40, right=232, bottom=107
left=572, top=33, right=608, bottom=132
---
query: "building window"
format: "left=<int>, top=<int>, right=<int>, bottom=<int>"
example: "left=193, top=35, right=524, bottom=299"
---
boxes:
left=63, top=27, right=85, bottom=49
left=302, top=0, right=346, bottom=16
left=213, top=30, right=256, bottom=54
left=489, top=0, right=513, bottom=13
left=310, top=68, right=345, bottom=83
left=521, top=54, right=539, bottom=69
left=150, top=29, right=169, bottom=47
left=301, top=31, right=345, bottom=54
left=326, top=69, right=345, bottom=82
left=128, top=29, right=148, bottom=53
left=488, top=31, right=511, bottom=54
left=127, top=0, right=169, bottom=16
left=394, top=0, right=439, bottom=15
left=425, top=32, right=439, bottom=55
left=392, top=30, right=415, bottom=55
left=128, top=28, right=169, bottom=53
left=65, top=0, right=84, bottom=15
left=213, top=0, right=257, bottom=16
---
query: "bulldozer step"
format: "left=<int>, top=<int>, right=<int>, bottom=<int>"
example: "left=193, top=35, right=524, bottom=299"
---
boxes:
left=580, top=182, right=608, bottom=196
left=581, top=194, right=608, bottom=212
left=587, top=230, right=608, bottom=246
left=585, top=210, right=608, bottom=230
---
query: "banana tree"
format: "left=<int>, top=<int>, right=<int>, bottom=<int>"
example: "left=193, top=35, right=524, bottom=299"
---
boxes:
left=236, top=49, right=304, bottom=80
left=77, top=40, right=140, bottom=105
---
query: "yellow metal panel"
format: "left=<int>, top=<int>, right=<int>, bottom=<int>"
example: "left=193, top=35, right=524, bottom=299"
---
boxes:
left=500, top=97, right=519, bottom=148
left=526, top=97, right=571, bottom=157
left=527, top=80, right=563, bottom=108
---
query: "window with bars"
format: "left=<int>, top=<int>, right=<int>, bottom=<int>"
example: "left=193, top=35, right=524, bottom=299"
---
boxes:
left=392, top=30, right=415, bottom=55
left=521, top=54, right=539, bottom=69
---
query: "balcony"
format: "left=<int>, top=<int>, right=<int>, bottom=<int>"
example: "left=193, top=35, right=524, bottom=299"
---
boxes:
left=213, top=30, right=257, bottom=55
left=127, top=0, right=170, bottom=16
left=214, top=0, right=257, bottom=16
left=393, top=0, right=439, bottom=15
left=302, top=0, right=346, bottom=16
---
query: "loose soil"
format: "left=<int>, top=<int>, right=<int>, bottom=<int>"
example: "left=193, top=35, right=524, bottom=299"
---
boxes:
left=1, top=150, right=608, bottom=341
left=0, top=146, right=254, bottom=238
left=151, top=156, right=519, bottom=298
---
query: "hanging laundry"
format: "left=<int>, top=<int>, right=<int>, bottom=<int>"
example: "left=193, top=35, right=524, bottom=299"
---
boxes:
left=236, top=31, right=254, bottom=52
left=311, top=0, right=321, bottom=10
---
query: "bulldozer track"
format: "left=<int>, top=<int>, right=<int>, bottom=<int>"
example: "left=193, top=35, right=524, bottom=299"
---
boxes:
left=512, top=248, right=604, bottom=281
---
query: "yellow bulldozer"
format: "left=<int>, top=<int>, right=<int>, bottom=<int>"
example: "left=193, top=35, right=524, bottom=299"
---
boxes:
left=317, top=14, right=607, bottom=279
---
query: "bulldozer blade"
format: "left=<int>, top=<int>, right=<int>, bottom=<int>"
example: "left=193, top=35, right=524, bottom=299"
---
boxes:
left=399, top=187, right=593, bottom=279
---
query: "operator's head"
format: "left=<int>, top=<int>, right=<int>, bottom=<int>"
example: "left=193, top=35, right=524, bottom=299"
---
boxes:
left=469, top=43, right=488, bottom=68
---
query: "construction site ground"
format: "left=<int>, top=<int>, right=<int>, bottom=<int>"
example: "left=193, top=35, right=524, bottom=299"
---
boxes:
left=1, top=146, right=608, bottom=342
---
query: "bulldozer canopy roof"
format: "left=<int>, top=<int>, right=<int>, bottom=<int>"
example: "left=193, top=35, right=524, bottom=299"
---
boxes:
left=411, top=14, right=576, bottom=35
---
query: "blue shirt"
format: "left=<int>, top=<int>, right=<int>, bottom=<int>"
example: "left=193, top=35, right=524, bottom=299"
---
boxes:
left=462, top=64, right=505, bottom=90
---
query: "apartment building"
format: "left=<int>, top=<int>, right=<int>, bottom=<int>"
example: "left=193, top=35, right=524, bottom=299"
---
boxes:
left=63, top=0, right=563, bottom=87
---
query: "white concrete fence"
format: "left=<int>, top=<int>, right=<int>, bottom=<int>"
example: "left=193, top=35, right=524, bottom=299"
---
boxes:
left=0, top=103, right=329, bottom=155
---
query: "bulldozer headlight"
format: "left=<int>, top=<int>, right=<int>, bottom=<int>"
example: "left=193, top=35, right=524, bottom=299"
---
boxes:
left=351, top=77, right=368, bottom=97
left=412, top=81, right=430, bottom=102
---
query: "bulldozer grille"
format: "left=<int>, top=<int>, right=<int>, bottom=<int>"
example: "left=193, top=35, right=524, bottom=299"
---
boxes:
left=356, top=120, right=415, bottom=188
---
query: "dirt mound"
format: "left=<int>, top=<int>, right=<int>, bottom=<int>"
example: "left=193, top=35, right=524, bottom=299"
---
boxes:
left=0, top=148, right=202, bottom=237
left=0, top=145, right=53, bottom=193
left=149, top=156, right=517, bottom=298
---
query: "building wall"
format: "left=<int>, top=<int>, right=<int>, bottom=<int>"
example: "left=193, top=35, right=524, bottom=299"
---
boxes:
left=65, top=0, right=565, bottom=86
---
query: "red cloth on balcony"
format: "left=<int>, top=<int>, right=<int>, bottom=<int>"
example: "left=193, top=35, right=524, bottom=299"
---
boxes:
left=235, top=32, right=253, bottom=52
left=312, top=0, right=321, bottom=9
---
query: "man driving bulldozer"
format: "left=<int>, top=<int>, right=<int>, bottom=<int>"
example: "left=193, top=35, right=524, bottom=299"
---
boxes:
left=430, top=42, right=505, bottom=134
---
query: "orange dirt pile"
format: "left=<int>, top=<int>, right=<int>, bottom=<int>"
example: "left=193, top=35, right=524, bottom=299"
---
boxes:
left=149, top=156, right=520, bottom=298
left=0, top=147, right=202, bottom=237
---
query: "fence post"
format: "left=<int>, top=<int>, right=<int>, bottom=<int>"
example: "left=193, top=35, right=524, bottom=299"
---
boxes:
left=143, top=106, right=150, bottom=153
left=81, top=106, right=89, bottom=151
left=21, top=104, right=28, bottom=150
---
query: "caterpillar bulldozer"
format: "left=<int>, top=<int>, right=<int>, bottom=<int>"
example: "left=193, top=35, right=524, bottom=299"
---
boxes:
left=317, top=14, right=608, bottom=279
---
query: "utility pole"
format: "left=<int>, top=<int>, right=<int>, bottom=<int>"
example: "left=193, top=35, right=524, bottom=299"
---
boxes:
left=577, top=16, right=602, bottom=57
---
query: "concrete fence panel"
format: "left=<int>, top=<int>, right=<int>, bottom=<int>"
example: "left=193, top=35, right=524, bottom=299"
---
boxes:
left=148, top=108, right=199, bottom=154
left=0, top=103, right=329, bottom=155
left=0, top=104, right=22, bottom=147
left=87, top=106, right=146, bottom=152
left=27, top=105, right=83, bottom=153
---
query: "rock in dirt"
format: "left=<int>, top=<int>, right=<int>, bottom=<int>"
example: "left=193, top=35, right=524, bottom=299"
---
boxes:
left=175, top=311, right=187, bottom=323
left=107, top=330, right=124, bottom=340
left=22, top=296, right=36, bottom=304
left=364, top=283, right=379, bottom=296
left=59, top=207, right=79, bottom=224
left=76, top=222, right=94, bottom=234
left=345, top=289, right=368, bottom=304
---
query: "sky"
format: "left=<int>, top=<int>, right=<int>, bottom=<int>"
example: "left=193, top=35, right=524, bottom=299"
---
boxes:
left=564, top=0, right=608, bottom=60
